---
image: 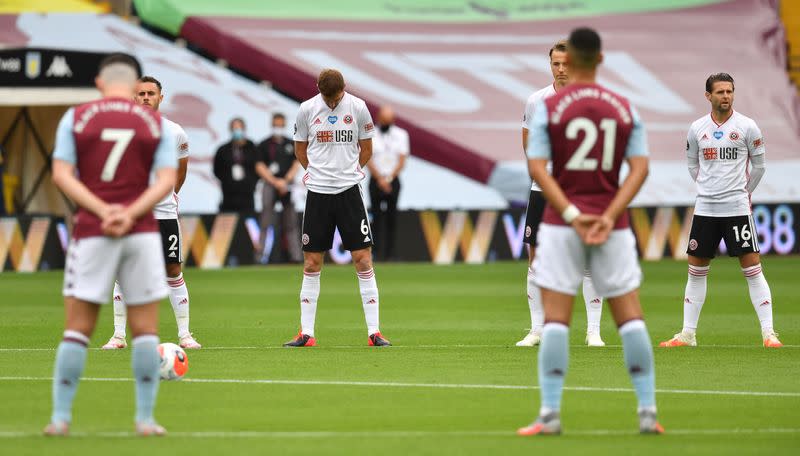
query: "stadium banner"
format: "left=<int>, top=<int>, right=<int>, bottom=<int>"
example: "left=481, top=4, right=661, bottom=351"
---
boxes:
left=0, top=48, right=124, bottom=87
left=1, top=204, right=798, bottom=272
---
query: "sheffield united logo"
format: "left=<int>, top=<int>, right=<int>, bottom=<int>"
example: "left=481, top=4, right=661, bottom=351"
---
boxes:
left=729, top=131, right=739, bottom=141
left=343, top=114, right=353, bottom=124
left=302, top=234, right=310, bottom=245
left=689, top=239, right=698, bottom=250
left=525, top=226, right=532, bottom=238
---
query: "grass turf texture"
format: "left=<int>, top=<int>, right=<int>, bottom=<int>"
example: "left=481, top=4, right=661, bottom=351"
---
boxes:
left=0, top=258, right=798, bottom=455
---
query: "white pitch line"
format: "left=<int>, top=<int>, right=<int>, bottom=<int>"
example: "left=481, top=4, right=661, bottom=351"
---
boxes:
left=0, top=428, right=798, bottom=438
left=1, top=343, right=797, bottom=352
left=1, top=376, right=798, bottom=398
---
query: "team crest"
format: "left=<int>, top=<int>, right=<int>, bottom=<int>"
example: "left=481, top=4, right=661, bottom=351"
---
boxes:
left=327, top=115, right=338, bottom=124
left=525, top=225, right=532, bottom=238
left=343, top=114, right=353, bottom=124
left=25, top=51, right=41, bottom=79
left=689, top=239, right=698, bottom=250
left=729, top=131, right=739, bottom=141
left=302, top=234, right=310, bottom=245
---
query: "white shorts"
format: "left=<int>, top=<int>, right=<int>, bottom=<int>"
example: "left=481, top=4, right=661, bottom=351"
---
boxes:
left=63, top=233, right=169, bottom=305
left=533, top=223, right=642, bottom=298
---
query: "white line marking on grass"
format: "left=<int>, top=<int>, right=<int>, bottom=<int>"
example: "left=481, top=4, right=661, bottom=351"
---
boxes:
left=1, top=344, right=797, bottom=352
left=1, top=376, right=798, bottom=398
left=0, top=428, right=798, bottom=438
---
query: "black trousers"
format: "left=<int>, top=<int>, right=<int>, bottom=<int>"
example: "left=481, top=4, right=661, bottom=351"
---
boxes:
left=368, top=177, right=400, bottom=260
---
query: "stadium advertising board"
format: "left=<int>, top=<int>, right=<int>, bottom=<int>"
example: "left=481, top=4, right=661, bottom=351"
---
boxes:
left=0, top=48, right=124, bottom=87
left=1, top=204, right=797, bottom=271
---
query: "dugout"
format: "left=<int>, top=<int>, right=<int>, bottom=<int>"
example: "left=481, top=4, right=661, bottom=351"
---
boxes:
left=0, top=48, right=140, bottom=215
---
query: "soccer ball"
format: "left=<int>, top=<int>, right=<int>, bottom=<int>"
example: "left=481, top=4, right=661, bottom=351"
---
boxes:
left=157, top=342, right=189, bottom=381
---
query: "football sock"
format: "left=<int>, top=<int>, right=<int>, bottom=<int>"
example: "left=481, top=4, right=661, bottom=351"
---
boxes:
left=167, top=274, right=190, bottom=338
left=300, top=271, right=320, bottom=337
left=742, top=264, right=773, bottom=333
left=527, top=267, right=544, bottom=333
left=582, top=273, right=603, bottom=334
left=358, top=268, right=380, bottom=335
left=538, top=322, right=569, bottom=415
left=682, top=265, right=709, bottom=334
left=112, top=281, right=127, bottom=338
left=51, top=330, right=89, bottom=424
left=619, top=319, right=656, bottom=412
left=132, top=334, right=161, bottom=424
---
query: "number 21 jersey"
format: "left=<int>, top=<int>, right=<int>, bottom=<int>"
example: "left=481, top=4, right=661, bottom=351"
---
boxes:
left=527, top=83, right=648, bottom=229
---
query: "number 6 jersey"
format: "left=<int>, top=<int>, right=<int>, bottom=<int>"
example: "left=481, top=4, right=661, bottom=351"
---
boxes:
left=52, top=97, right=177, bottom=239
left=526, top=83, right=648, bottom=230
left=293, top=92, right=375, bottom=194
left=686, top=111, right=765, bottom=217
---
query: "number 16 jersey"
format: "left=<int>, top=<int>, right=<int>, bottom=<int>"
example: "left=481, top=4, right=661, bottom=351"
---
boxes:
left=526, top=83, right=648, bottom=230
left=686, top=111, right=764, bottom=217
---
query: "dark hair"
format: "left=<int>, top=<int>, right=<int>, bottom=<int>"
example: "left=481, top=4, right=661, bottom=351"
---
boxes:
left=229, top=117, right=245, bottom=130
left=98, top=53, right=141, bottom=78
left=567, top=27, right=602, bottom=69
left=705, top=73, right=735, bottom=93
left=138, top=75, right=162, bottom=92
left=317, top=69, right=345, bottom=98
left=549, top=39, right=568, bottom=58
left=272, top=113, right=286, bottom=123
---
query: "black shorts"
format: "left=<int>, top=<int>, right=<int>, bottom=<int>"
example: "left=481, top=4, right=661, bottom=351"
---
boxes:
left=687, top=214, right=760, bottom=259
left=523, top=190, right=546, bottom=245
left=302, top=185, right=373, bottom=252
left=158, top=218, right=182, bottom=264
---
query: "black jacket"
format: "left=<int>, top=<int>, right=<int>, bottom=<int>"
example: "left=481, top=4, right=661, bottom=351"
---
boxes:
left=213, top=139, right=259, bottom=212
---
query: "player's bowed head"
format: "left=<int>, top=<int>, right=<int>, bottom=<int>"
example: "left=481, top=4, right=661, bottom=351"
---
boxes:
left=318, top=68, right=345, bottom=109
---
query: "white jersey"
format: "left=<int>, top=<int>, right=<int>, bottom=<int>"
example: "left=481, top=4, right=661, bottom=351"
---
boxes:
left=522, top=83, right=556, bottom=191
left=687, top=111, right=765, bottom=217
left=372, top=124, right=410, bottom=178
left=294, top=92, right=375, bottom=194
left=153, top=117, right=189, bottom=219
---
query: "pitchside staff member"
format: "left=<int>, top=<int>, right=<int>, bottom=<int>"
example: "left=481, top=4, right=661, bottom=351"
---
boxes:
left=284, top=68, right=390, bottom=347
left=213, top=118, right=259, bottom=212
left=367, top=105, right=409, bottom=261
left=256, top=112, right=302, bottom=263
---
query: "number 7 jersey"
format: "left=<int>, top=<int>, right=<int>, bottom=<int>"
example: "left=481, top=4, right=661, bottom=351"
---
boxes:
left=52, top=97, right=177, bottom=239
left=526, top=82, right=648, bottom=229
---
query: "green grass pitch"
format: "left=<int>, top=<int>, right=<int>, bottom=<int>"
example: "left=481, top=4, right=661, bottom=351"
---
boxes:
left=0, top=257, right=798, bottom=455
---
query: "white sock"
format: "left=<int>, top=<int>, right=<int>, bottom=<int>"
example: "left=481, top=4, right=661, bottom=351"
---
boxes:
left=682, top=265, right=709, bottom=334
left=582, top=272, right=602, bottom=334
left=167, top=274, right=190, bottom=338
left=300, top=272, right=320, bottom=337
left=112, top=281, right=127, bottom=338
left=527, top=267, right=544, bottom=334
left=742, top=264, right=773, bottom=333
left=358, top=269, right=380, bottom=335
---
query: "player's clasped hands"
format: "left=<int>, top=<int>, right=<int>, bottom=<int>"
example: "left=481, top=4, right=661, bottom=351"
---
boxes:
left=100, top=204, right=135, bottom=238
left=571, top=214, right=614, bottom=246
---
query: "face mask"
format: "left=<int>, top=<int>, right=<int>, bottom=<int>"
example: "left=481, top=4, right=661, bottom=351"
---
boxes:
left=272, top=127, right=285, bottom=137
left=231, top=129, right=244, bottom=141
left=379, top=123, right=392, bottom=134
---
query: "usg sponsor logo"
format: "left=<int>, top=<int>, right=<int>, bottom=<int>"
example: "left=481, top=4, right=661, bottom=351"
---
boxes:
left=0, top=57, right=21, bottom=72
